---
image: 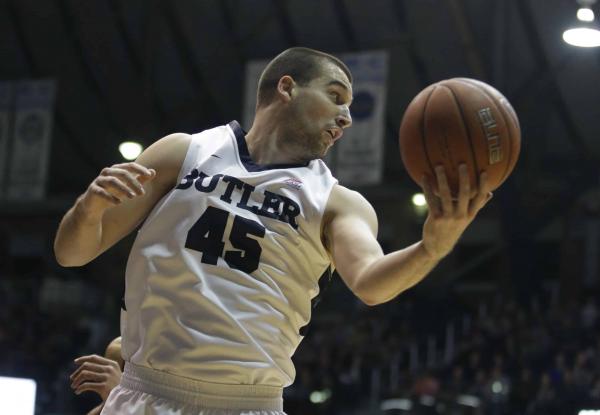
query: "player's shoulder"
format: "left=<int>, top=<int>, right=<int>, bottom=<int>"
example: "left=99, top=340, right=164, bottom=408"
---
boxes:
left=326, top=184, right=376, bottom=219
left=156, top=122, right=230, bottom=148
left=147, top=132, right=192, bottom=148
left=140, top=132, right=192, bottom=163
left=135, top=132, right=192, bottom=185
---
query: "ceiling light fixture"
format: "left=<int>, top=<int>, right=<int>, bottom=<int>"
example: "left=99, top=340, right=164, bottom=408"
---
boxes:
left=412, top=193, right=427, bottom=207
left=119, top=141, right=143, bottom=160
left=564, top=0, right=600, bottom=47
left=577, top=7, right=595, bottom=21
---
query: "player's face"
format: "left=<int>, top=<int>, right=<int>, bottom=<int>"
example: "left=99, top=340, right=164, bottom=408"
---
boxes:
left=282, top=63, right=353, bottom=159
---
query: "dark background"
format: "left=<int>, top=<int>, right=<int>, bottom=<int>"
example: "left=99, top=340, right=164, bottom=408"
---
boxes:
left=1, top=0, right=600, bottom=414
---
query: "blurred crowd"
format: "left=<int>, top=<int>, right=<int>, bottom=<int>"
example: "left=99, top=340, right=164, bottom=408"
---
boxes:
left=1, top=257, right=600, bottom=415
left=0, top=258, right=120, bottom=413
left=286, top=281, right=600, bottom=415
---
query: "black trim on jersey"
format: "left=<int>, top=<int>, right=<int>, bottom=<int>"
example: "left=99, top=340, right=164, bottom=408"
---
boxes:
left=228, top=120, right=310, bottom=172
left=298, top=266, right=333, bottom=337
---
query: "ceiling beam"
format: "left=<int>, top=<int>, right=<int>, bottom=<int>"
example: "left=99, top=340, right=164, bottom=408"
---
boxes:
left=514, top=0, right=590, bottom=159
left=162, top=0, right=223, bottom=123
left=218, top=0, right=247, bottom=62
left=107, top=0, right=169, bottom=135
left=445, top=0, right=487, bottom=80
left=332, top=0, right=359, bottom=51
left=271, top=0, right=298, bottom=47
left=54, top=0, right=126, bottom=136
left=390, top=0, right=430, bottom=87
left=8, top=0, right=101, bottom=172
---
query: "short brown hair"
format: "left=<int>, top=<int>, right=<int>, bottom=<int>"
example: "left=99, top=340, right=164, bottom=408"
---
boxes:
left=256, top=47, right=352, bottom=108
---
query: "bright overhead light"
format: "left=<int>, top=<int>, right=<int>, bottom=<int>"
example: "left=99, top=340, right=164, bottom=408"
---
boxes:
left=309, top=389, right=331, bottom=404
left=412, top=193, right=427, bottom=207
left=577, top=7, right=595, bottom=21
left=563, top=27, right=600, bottom=47
left=119, top=141, right=143, bottom=160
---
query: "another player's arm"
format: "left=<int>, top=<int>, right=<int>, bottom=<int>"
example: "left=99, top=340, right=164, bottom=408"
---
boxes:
left=70, top=336, right=124, bottom=414
left=54, top=133, right=191, bottom=267
left=323, top=165, right=492, bottom=305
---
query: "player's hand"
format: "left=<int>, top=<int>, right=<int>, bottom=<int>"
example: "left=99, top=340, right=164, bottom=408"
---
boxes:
left=421, top=164, right=492, bottom=259
left=70, top=354, right=122, bottom=401
left=79, top=163, right=155, bottom=218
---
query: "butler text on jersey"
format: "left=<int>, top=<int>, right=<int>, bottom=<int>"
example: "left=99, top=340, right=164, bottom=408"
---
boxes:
left=176, top=168, right=302, bottom=230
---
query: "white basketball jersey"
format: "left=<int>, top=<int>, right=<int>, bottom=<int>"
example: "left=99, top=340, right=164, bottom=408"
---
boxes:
left=121, top=121, right=337, bottom=387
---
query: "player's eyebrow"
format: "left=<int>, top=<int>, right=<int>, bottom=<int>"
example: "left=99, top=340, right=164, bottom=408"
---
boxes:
left=326, top=80, right=353, bottom=104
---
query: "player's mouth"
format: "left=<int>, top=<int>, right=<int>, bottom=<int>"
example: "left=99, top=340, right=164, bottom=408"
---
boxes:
left=326, top=128, right=343, bottom=142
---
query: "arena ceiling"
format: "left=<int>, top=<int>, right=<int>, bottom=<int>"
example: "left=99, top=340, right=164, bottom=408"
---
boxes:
left=1, top=0, right=600, bottom=229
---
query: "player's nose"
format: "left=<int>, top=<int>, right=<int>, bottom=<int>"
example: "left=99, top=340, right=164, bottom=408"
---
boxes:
left=336, top=108, right=352, bottom=129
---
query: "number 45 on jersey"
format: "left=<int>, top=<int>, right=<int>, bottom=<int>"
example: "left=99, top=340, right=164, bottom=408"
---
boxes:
left=186, top=206, right=265, bottom=273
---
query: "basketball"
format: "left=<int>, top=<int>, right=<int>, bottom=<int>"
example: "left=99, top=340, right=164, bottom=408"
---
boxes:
left=399, top=78, right=521, bottom=196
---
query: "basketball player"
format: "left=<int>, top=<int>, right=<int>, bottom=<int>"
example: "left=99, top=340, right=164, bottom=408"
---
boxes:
left=70, top=337, right=124, bottom=415
left=54, top=47, right=492, bottom=414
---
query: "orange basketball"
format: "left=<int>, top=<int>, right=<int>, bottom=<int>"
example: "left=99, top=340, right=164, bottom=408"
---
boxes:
left=399, top=78, right=521, bottom=196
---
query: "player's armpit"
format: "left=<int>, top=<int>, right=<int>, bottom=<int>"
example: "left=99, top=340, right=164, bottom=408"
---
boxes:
left=322, top=185, right=384, bottom=305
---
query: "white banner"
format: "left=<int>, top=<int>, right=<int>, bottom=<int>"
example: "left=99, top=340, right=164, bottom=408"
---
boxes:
left=242, top=50, right=388, bottom=185
left=7, top=80, right=56, bottom=199
left=0, top=82, right=12, bottom=198
left=334, top=51, right=387, bottom=185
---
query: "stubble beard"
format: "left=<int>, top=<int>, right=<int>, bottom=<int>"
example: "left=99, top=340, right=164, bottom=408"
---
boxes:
left=280, top=107, right=329, bottom=162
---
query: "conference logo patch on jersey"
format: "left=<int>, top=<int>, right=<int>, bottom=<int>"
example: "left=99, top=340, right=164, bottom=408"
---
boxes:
left=284, top=178, right=303, bottom=190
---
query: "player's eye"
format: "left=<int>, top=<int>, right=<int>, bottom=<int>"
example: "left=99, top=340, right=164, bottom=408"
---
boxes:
left=330, top=91, right=341, bottom=103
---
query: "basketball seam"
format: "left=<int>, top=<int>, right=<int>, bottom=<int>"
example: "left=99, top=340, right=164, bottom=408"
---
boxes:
left=421, top=85, right=438, bottom=184
left=443, top=84, right=480, bottom=185
left=456, top=78, right=515, bottom=185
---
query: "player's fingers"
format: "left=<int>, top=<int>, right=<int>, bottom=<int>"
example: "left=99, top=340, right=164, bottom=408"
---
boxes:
left=422, top=174, right=441, bottom=217
left=71, top=370, right=105, bottom=389
left=456, top=164, right=470, bottom=215
left=485, top=192, right=493, bottom=205
left=112, top=163, right=156, bottom=185
left=137, top=168, right=156, bottom=184
left=74, top=354, right=113, bottom=366
left=88, top=184, right=121, bottom=205
left=71, top=356, right=112, bottom=379
left=70, top=363, right=102, bottom=382
left=74, top=381, right=104, bottom=396
left=469, top=171, right=490, bottom=215
left=96, top=176, right=137, bottom=200
left=103, top=167, right=146, bottom=196
left=435, top=166, right=453, bottom=215
left=112, top=162, right=154, bottom=177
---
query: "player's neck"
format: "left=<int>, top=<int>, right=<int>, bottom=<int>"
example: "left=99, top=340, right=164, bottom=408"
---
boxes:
left=245, top=109, right=307, bottom=165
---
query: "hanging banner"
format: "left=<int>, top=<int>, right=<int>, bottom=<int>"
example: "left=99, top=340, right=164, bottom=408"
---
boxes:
left=334, top=51, right=387, bottom=185
left=242, top=50, right=388, bottom=185
left=7, top=79, right=56, bottom=199
left=0, top=82, right=12, bottom=198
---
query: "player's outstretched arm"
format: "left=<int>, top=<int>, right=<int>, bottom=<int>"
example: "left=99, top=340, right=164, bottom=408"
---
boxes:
left=54, top=133, right=191, bottom=267
left=323, top=164, right=492, bottom=306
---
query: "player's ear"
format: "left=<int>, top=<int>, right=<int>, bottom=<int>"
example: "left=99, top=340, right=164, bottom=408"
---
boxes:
left=276, top=75, right=295, bottom=102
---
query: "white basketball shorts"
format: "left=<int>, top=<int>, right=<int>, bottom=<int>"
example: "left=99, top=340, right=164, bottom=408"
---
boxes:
left=100, top=363, right=286, bottom=415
